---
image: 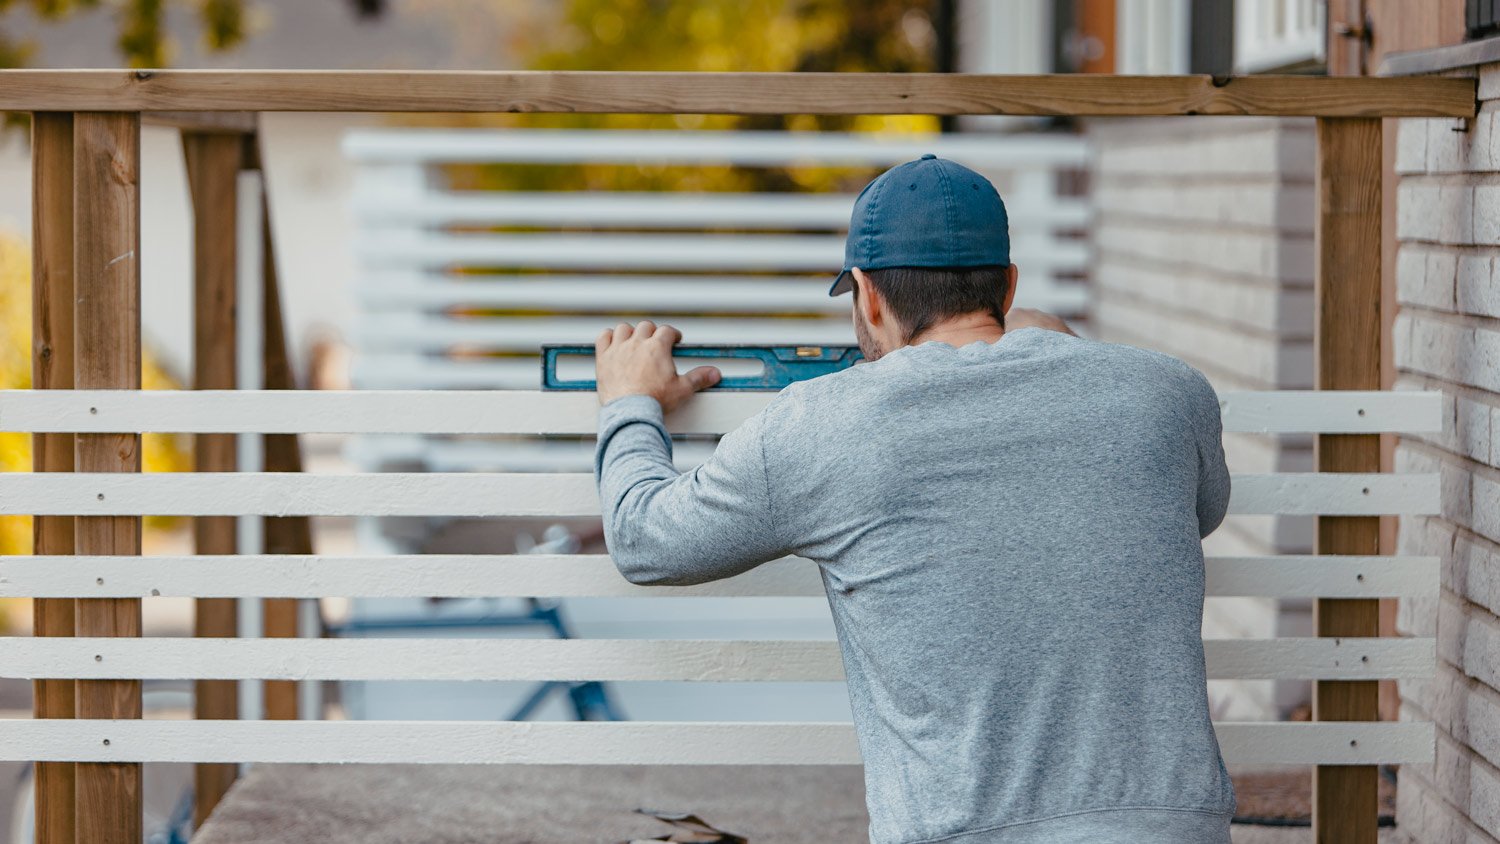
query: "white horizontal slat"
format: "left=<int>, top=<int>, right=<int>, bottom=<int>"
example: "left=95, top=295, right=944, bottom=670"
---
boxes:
left=343, top=435, right=719, bottom=473
left=0, top=639, right=843, bottom=682
left=353, top=190, right=1091, bottom=230
left=1202, top=556, right=1439, bottom=598
left=0, top=390, right=1446, bottom=435
left=352, top=313, right=856, bottom=352
left=349, top=357, right=541, bottom=389
left=342, top=128, right=1091, bottom=167
left=0, top=637, right=1432, bottom=682
left=0, top=720, right=1433, bottom=765
left=0, top=472, right=1439, bottom=516
left=1226, top=473, right=1437, bottom=516
left=1218, top=390, right=1442, bottom=433
left=352, top=274, right=1092, bottom=317
left=0, top=555, right=1438, bottom=599
left=354, top=232, right=1089, bottom=273
left=357, top=274, right=853, bottom=313
left=1202, top=638, right=1433, bottom=680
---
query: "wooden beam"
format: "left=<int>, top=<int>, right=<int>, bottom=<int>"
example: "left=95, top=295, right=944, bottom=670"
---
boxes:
left=182, top=130, right=242, bottom=827
left=30, top=111, right=76, bottom=844
left=0, top=71, right=1476, bottom=117
left=1313, top=117, right=1384, bottom=844
left=259, top=190, right=309, bottom=722
left=72, top=112, right=142, bottom=844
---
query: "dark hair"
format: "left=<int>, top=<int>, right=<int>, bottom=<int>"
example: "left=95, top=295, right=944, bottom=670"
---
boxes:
left=855, top=265, right=1010, bottom=342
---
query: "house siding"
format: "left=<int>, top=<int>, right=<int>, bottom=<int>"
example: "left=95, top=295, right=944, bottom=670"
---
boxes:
left=1087, top=115, right=1316, bottom=720
left=1395, top=64, right=1500, bottom=843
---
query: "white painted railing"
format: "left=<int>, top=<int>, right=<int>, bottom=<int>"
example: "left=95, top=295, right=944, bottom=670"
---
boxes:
left=0, top=387, right=1444, bottom=766
left=343, top=128, right=1092, bottom=393
left=1235, top=0, right=1327, bottom=73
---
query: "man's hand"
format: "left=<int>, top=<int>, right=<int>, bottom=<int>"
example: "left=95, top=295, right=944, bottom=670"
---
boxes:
left=1007, top=308, right=1077, bottom=336
left=595, top=320, right=722, bottom=412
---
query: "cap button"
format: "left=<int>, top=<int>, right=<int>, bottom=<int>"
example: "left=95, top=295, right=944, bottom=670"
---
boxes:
left=920, top=153, right=937, bottom=160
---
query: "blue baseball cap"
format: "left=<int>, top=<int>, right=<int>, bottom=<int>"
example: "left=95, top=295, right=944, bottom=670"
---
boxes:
left=829, top=154, right=1010, bottom=296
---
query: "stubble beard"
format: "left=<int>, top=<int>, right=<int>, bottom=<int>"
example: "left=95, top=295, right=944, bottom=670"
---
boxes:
left=854, top=309, right=886, bottom=362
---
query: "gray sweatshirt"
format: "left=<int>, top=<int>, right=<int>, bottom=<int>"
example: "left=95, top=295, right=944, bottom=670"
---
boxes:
left=594, top=327, right=1235, bottom=844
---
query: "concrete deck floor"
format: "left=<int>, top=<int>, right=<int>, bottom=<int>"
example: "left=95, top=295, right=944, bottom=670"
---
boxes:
left=194, top=764, right=1411, bottom=843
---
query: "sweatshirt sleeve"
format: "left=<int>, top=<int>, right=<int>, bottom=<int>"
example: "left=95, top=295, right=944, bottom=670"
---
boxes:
left=594, top=394, right=788, bottom=585
left=1192, top=376, right=1231, bottom=538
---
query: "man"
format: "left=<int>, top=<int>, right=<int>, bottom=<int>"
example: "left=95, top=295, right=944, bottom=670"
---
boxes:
left=592, top=155, right=1234, bottom=843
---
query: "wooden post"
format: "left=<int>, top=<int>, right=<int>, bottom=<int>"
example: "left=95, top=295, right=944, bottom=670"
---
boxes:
left=72, top=111, right=142, bottom=844
left=182, top=129, right=243, bottom=826
left=31, top=111, right=77, bottom=844
left=259, top=189, right=310, bottom=722
left=1313, top=117, right=1383, bottom=843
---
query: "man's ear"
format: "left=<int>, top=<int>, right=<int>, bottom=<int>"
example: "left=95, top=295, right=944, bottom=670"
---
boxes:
left=851, top=267, right=883, bottom=327
left=1001, top=264, right=1019, bottom=315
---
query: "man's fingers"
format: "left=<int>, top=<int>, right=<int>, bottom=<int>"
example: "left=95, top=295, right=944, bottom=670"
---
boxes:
left=612, top=322, right=633, bottom=343
left=596, top=328, right=613, bottom=352
left=635, top=319, right=656, bottom=339
left=655, top=324, right=682, bottom=346
left=684, top=365, right=721, bottom=391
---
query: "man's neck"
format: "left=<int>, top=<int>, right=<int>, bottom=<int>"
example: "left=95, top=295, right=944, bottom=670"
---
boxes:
left=907, top=313, right=1004, bottom=349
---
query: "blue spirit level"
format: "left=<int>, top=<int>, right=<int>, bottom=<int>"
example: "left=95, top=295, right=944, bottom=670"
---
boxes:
left=542, top=344, right=863, bottom=391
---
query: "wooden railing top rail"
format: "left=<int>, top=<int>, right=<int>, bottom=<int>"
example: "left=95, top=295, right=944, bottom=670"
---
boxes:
left=0, top=70, right=1476, bottom=117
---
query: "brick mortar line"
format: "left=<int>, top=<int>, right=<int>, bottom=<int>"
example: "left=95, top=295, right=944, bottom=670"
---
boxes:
left=1393, top=373, right=1500, bottom=410
left=1097, top=212, right=1315, bottom=242
left=1090, top=321, right=1279, bottom=392
left=1419, top=716, right=1500, bottom=817
left=1396, top=760, right=1500, bottom=844
left=1093, top=209, right=1313, bottom=240
left=1398, top=439, right=1500, bottom=485
left=1449, top=518, right=1500, bottom=559
left=1399, top=171, right=1500, bottom=187
left=1399, top=236, right=1493, bottom=249
left=1093, top=285, right=1312, bottom=342
left=1403, top=660, right=1500, bottom=759
left=1096, top=249, right=1315, bottom=292
left=1096, top=287, right=1313, bottom=346
left=1399, top=429, right=1492, bottom=465
left=1438, top=584, right=1500, bottom=635
left=1095, top=248, right=1312, bottom=291
left=1397, top=303, right=1500, bottom=331
left=1398, top=241, right=1500, bottom=258
left=1093, top=176, right=1315, bottom=192
left=1093, top=177, right=1314, bottom=193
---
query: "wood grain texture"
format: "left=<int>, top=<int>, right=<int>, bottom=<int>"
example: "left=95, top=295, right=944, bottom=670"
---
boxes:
left=1313, top=117, right=1384, bottom=844
left=182, top=129, right=241, bottom=827
left=30, top=110, right=76, bottom=844
left=258, top=189, right=305, bottom=722
left=0, top=71, right=1475, bottom=117
left=72, top=112, right=142, bottom=844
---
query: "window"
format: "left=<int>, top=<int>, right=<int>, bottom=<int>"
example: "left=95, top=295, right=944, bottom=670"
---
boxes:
left=1117, top=0, right=1191, bottom=75
left=1234, top=0, right=1326, bottom=73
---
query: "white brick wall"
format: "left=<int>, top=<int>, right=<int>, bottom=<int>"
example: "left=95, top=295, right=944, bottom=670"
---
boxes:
left=1087, top=116, right=1315, bottom=719
left=1396, top=63, right=1500, bottom=843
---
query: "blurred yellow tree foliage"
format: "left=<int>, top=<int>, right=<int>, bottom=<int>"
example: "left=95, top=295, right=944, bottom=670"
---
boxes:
left=0, top=234, right=191, bottom=568
left=0, top=0, right=250, bottom=68
left=431, top=0, right=946, bottom=195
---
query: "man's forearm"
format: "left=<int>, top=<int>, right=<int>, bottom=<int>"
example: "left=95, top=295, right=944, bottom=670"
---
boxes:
left=595, top=394, right=788, bottom=586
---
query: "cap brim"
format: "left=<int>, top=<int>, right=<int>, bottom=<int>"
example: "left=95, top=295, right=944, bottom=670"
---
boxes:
left=828, top=269, right=853, bottom=296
